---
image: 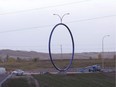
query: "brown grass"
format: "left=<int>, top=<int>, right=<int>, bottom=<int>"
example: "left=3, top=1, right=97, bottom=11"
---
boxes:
left=0, top=59, right=115, bottom=71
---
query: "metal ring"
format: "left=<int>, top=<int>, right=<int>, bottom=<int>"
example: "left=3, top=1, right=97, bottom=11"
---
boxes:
left=48, top=23, right=75, bottom=72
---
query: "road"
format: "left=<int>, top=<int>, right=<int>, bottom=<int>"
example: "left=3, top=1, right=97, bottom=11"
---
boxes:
left=24, top=67, right=115, bottom=75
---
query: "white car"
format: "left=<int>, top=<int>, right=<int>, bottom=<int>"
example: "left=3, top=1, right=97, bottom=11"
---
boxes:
left=12, top=69, right=24, bottom=76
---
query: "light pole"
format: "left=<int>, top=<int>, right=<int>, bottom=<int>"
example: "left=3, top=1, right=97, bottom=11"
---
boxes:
left=102, top=35, right=110, bottom=69
left=53, top=13, right=70, bottom=23
left=53, top=13, right=69, bottom=59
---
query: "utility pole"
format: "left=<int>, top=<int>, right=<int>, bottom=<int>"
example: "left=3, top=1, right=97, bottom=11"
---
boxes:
left=60, top=44, right=62, bottom=59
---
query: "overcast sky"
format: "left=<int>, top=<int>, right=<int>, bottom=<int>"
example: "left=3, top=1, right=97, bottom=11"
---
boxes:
left=0, top=0, right=116, bottom=53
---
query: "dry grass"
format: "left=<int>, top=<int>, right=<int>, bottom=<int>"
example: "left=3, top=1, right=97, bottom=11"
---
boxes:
left=0, top=59, right=115, bottom=71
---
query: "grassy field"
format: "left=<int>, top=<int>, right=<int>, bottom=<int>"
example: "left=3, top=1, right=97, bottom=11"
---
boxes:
left=2, top=73, right=115, bottom=87
left=33, top=73, right=115, bottom=87
left=0, top=59, right=115, bottom=71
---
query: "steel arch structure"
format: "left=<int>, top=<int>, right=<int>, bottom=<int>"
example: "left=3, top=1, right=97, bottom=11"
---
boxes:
left=48, top=23, right=75, bottom=72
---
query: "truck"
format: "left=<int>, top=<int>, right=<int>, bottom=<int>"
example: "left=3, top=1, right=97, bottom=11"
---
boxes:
left=87, top=65, right=101, bottom=72
left=78, top=64, right=101, bottom=72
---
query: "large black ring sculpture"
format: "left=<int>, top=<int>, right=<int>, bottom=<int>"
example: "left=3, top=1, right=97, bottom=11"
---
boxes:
left=48, top=23, right=75, bottom=72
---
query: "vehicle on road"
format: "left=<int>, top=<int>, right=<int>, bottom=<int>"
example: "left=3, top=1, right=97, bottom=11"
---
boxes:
left=78, top=64, right=101, bottom=72
left=12, top=69, right=24, bottom=76
left=87, top=65, right=101, bottom=72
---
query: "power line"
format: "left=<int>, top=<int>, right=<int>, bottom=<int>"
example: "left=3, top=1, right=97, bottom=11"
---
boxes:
left=0, top=24, right=52, bottom=34
left=0, top=14, right=115, bottom=34
left=67, top=14, right=116, bottom=23
left=0, top=0, right=91, bottom=15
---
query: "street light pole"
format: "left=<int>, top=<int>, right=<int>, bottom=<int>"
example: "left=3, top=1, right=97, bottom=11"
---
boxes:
left=53, top=13, right=70, bottom=23
left=53, top=13, right=69, bottom=59
left=102, top=35, right=110, bottom=69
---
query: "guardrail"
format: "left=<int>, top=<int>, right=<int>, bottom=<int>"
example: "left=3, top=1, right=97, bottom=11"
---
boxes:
left=0, top=74, right=13, bottom=87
